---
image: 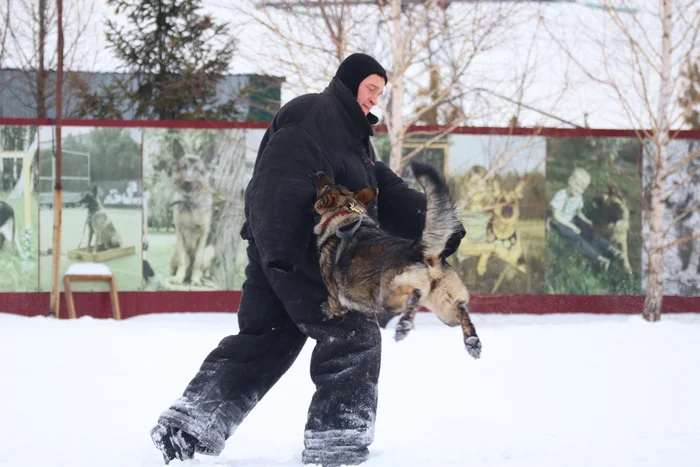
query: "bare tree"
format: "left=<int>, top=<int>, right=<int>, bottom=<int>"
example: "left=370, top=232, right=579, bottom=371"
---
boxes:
left=372, top=0, right=520, bottom=171
left=228, top=1, right=567, bottom=173
left=541, top=0, right=700, bottom=321
left=2, top=0, right=95, bottom=118
left=228, top=0, right=367, bottom=97
left=0, top=0, right=10, bottom=67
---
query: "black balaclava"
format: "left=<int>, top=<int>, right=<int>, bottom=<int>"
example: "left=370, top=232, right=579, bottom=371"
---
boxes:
left=335, top=53, right=388, bottom=97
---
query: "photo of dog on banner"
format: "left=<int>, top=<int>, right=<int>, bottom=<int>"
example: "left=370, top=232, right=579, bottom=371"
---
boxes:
left=450, top=161, right=546, bottom=296
left=142, top=129, right=248, bottom=291
left=37, top=126, right=143, bottom=292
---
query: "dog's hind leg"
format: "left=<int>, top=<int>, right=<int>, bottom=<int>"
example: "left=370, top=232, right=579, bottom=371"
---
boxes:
left=394, top=290, right=421, bottom=342
left=86, top=225, right=95, bottom=253
left=190, top=229, right=210, bottom=285
left=458, top=302, right=481, bottom=359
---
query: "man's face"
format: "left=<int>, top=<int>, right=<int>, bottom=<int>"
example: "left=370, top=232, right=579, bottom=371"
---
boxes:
left=356, top=74, right=385, bottom=115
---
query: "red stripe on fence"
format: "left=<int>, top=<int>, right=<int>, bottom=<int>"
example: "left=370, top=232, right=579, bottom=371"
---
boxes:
left=1, top=292, right=696, bottom=319
left=1, top=118, right=700, bottom=139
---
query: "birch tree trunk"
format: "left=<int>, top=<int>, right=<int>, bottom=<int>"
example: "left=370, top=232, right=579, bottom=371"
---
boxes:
left=643, top=0, right=673, bottom=322
left=388, top=0, right=405, bottom=174
left=209, top=130, right=247, bottom=290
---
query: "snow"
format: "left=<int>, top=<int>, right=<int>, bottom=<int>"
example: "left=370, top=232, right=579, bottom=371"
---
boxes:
left=64, top=262, right=113, bottom=276
left=1, top=311, right=699, bottom=467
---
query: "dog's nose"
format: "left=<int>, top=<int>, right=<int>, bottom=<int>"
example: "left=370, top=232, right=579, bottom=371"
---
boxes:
left=182, top=181, right=193, bottom=193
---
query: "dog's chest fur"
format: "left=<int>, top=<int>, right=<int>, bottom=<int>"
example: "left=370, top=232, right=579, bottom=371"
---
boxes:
left=172, top=194, right=213, bottom=251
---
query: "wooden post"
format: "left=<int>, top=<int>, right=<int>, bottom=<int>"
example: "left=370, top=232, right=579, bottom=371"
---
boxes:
left=50, top=0, right=64, bottom=318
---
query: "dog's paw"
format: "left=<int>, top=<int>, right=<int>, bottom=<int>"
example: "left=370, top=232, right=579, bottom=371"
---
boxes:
left=394, top=326, right=411, bottom=342
left=321, top=301, right=346, bottom=318
left=190, top=271, right=203, bottom=286
left=170, top=274, right=186, bottom=285
left=394, top=318, right=414, bottom=342
left=464, top=336, right=481, bottom=359
left=320, top=301, right=335, bottom=316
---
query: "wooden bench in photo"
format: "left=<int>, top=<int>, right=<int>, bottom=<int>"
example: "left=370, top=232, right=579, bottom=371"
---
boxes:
left=63, top=263, right=122, bottom=320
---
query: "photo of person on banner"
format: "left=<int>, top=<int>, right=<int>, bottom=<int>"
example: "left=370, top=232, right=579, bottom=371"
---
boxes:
left=548, top=168, right=624, bottom=271
left=545, top=137, right=641, bottom=295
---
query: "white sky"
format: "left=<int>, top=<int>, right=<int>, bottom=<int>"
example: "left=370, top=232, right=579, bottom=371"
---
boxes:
left=4, top=0, right=699, bottom=130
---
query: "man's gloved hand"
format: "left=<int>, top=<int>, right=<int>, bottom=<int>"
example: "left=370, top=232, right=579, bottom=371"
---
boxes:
left=442, top=222, right=466, bottom=259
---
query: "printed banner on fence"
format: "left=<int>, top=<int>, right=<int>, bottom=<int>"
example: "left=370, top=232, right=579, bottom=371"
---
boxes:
left=141, top=128, right=248, bottom=292
left=38, top=126, right=143, bottom=292
left=545, top=137, right=642, bottom=295
left=0, top=125, right=39, bottom=292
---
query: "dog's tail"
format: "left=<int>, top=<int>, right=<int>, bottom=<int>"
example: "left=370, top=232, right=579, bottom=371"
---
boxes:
left=411, top=161, right=462, bottom=259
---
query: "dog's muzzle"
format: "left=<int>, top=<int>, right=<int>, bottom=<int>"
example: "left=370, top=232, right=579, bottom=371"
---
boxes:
left=182, top=181, right=194, bottom=193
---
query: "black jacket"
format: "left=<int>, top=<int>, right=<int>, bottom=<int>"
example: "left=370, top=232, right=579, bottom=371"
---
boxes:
left=243, top=78, right=426, bottom=278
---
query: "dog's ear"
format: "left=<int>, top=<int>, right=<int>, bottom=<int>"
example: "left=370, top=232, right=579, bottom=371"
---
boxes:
left=314, top=172, right=333, bottom=191
left=91, top=185, right=98, bottom=196
left=202, top=143, right=216, bottom=166
left=173, top=138, right=185, bottom=161
left=354, top=187, right=377, bottom=206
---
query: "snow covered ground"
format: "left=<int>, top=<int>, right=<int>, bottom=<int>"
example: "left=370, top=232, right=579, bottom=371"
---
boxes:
left=1, top=311, right=699, bottom=467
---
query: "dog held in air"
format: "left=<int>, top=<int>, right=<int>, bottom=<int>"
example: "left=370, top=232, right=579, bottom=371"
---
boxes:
left=313, top=161, right=481, bottom=359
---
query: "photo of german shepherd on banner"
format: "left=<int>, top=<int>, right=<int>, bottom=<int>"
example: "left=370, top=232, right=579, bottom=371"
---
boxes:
left=313, top=161, right=481, bottom=359
left=142, top=129, right=248, bottom=292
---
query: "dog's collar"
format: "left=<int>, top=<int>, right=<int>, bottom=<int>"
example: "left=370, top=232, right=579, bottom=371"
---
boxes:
left=320, top=201, right=365, bottom=230
left=320, top=210, right=352, bottom=232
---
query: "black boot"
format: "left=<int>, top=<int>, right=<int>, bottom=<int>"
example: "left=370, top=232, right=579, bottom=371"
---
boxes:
left=150, top=423, right=197, bottom=464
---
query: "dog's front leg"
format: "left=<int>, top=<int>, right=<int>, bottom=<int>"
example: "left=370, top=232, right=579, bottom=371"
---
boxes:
left=171, top=231, right=188, bottom=284
left=618, top=233, right=632, bottom=274
left=321, top=294, right=347, bottom=318
left=190, top=228, right=210, bottom=286
left=458, top=302, right=481, bottom=359
left=86, top=225, right=94, bottom=254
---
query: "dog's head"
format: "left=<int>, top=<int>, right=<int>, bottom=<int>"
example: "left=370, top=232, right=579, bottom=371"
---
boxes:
left=171, top=138, right=215, bottom=197
left=312, top=172, right=376, bottom=234
left=591, top=184, right=629, bottom=226
left=79, top=186, right=100, bottom=210
left=603, top=185, right=628, bottom=220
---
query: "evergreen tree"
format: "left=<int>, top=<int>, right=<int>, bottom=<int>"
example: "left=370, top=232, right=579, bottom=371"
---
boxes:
left=78, top=0, right=238, bottom=120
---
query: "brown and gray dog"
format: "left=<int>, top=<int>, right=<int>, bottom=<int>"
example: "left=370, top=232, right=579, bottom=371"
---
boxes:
left=313, top=161, right=481, bottom=359
left=169, top=138, right=215, bottom=286
left=79, top=186, right=122, bottom=253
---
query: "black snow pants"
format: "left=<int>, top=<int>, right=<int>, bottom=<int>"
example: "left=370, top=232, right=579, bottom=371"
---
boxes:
left=157, top=240, right=382, bottom=465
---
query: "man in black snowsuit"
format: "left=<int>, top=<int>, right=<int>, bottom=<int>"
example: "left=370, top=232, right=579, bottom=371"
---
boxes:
left=151, top=53, right=465, bottom=466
